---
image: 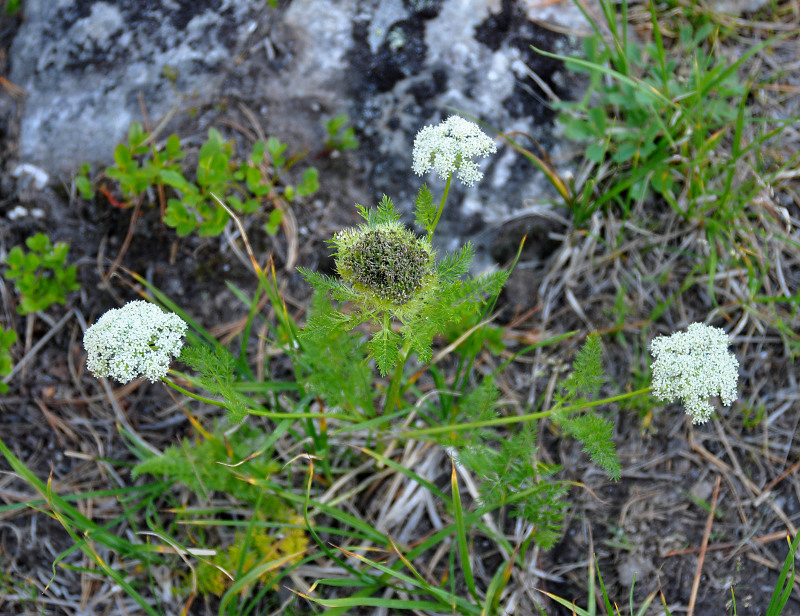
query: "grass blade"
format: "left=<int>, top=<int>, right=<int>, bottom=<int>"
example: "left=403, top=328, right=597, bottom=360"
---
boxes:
left=766, top=532, right=800, bottom=616
left=452, top=459, right=479, bottom=602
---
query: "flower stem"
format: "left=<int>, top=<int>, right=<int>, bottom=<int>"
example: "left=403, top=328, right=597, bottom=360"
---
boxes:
left=397, top=387, right=654, bottom=439
left=384, top=337, right=413, bottom=416
left=162, top=377, right=354, bottom=421
left=428, top=173, right=452, bottom=239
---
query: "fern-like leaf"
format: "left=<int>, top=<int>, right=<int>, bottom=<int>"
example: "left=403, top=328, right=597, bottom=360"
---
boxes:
left=437, top=242, right=474, bottom=282
left=414, top=184, right=437, bottom=234
left=298, top=291, right=374, bottom=415
left=180, top=343, right=248, bottom=424
left=563, top=332, right=604, bottom=399
left=298, top=268, right=359, bottom=302
left=456, top=419, right=570, bottom=550
left=562, top=414, right=620, bottom=481
left=367, top=326, right=402, bottom=376
left=401, top=323, right=433, bottom=364
left=356, top=194, right=399, bottom=227
left=440, top=269, right=509, bottom=311
left=514, top=478, right=569, bottom=550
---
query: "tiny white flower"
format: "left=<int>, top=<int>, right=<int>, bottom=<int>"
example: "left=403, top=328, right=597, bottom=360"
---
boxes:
left=412, top=115, right=497, bottom=187
left=84, top=300, right=187, bottom=383
left=650, top=322, right=739, bottom=424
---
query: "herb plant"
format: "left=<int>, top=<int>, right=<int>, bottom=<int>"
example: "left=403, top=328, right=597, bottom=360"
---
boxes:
left=74, top=163, right=95, bottom=200
left=3, top=233, right=80, bottom=314
left=324, top=113, right=359, bottom=152
left=103, top=123, right=318, bottom=237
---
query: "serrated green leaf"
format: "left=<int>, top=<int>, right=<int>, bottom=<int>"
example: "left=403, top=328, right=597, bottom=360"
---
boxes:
left=414, top=184, right=436, bottom=233
left=438, top=242, right=474, bottom=282
left=561, top=414, right=620, bottom=481
left=298, top=268, right=359, bottom=302
left=367, top=327, right=402, bottom=375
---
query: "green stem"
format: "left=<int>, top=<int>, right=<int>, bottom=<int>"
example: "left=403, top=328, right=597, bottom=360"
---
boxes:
left=383, top=337, right=413, bottom=416
left=398, top=387, right=653, bottom=439
left=162, top=378, right=354, bottom=422
left=428, top=173, right=452, bottom=239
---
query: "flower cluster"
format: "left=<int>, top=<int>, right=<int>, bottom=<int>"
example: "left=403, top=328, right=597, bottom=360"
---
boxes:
left=335, top=223, right=434, bottom=308
left=650, top=322, right=739, bottom=424
left=84, top=300, right=187, bottom=383
left=412, top=115, right=497, bottom=187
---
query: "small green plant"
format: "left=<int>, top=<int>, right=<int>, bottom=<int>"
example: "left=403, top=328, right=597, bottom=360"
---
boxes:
left=3, top=0, right=20, bottom=15
left=324, top=113, right=359, bottom=152
left=104, top=122, right=318, bottom=237
left=0, top=326, right=16, bottom=394
left=75, top=163, right=95, bottom=200
left=3, top=233, right=80, bottom=314
left=106, top=121, right=183, bottom=198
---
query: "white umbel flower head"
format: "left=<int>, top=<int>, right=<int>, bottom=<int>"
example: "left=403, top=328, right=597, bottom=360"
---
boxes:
left=650, top=322, right=739, bottom=424
left=412, top=115, right=497, bottom=187
left=84, top=300, right=187, bottom=383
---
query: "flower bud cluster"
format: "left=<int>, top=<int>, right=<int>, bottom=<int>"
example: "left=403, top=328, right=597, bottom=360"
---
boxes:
left=412, top=116, right=497, bottom=187
left=84, top=300, right=187, bottom=383
left=650, top=322, right=739, bottom=424
left=335, top=223, right=434, bottom=307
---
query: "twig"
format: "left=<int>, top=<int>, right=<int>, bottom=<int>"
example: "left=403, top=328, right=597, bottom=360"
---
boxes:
left=687, top=475, right=721, bottom=616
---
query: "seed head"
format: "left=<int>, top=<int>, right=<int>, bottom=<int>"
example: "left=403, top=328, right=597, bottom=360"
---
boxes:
left=412, top=115, right=497, bottom=187
left=335, top=224, right=434, bottom=307
left=84, top=300, right=187, bottom=383
left=650, top=322, right=739, bottom=424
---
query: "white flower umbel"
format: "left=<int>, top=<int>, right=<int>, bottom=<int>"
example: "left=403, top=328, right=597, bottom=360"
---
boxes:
left=412, top=115, right=497, bottom=187
left=84, top=300, right=187, bottom=383
left=650, top=322, right=739, bottom=424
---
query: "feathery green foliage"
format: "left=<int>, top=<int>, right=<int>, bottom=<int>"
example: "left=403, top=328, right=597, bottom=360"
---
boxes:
left=414, top=184, right=437, bottom=235
left=563, top=332, right=604, bottom=399
left=297, top=294, right=375, bottom=416
left=552, top=333, right=620, bottom=481
left=302, top=193, right=508, bottom=375
left=133, top=423, right=280, bottom=502
left=561, top=414, right=621, bottom=481
left=458, top=423, right=569, bottom=549
left=179, top=343, right=247, bottom=423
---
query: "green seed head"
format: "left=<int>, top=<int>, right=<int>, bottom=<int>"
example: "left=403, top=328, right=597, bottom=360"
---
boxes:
left=335, top=224, right=433, bottom=307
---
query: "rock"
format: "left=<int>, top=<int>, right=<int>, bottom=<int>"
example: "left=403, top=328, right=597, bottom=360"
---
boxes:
left=7, top=0, right=591, bottom=262
left=9, top=0, right=264, bottom=176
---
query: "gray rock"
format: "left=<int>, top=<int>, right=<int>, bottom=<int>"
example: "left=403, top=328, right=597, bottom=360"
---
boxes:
left=10, top=0, right=263, bottom=176
left=9, top=0, right=590, bottom=260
